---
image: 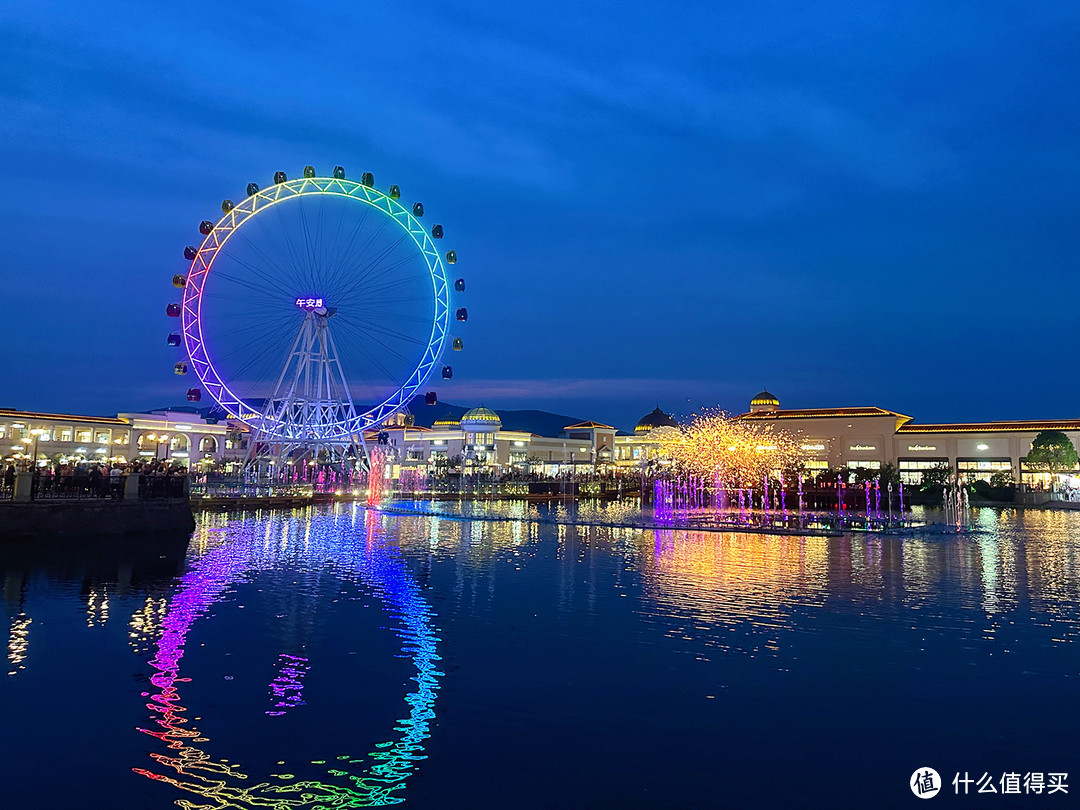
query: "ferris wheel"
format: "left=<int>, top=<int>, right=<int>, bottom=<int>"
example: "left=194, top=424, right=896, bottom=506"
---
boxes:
left=165, top=166, right=466, bottom=460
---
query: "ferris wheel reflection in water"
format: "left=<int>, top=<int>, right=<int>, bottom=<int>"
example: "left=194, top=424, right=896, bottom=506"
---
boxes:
left=133, top=508, right=441, bottom=807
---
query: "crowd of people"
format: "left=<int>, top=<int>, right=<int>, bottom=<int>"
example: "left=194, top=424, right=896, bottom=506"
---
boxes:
left=0, top=459, right=188, bottom=500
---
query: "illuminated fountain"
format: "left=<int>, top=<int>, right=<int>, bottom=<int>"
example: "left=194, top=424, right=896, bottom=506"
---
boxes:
left=648, top=411, right=916, bottom=534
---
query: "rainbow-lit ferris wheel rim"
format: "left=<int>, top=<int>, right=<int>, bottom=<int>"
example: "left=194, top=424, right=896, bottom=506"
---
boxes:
left=180, top=176, right=451, bottom=439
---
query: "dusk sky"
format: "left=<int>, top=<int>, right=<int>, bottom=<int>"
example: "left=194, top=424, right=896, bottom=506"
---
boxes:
left=3, top=1, right=1078, bottom=431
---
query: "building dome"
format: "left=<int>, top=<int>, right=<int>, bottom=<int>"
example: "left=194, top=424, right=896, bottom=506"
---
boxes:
left=460, top=405, right=502, bottom=430
left=432, top=413, right=460, bottom=428
left=634, top=406, right=678, bottom=434
left=750, top=389, right=780, bottom=413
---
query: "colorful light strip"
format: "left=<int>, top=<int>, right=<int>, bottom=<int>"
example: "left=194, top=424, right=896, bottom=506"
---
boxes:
left=134, top=510, right=441, bottom=806
left=180, top=177, right=452, bottom=438
left=266, top=653, right=310, bottom=716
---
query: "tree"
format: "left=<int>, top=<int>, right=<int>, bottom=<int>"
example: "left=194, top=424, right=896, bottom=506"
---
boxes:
left=878, top=461, right=900, bottom=489
left=988, top=469, right=1014, bottom=489
left=1025, top=430, right=1079, bottom=492
left=921, top=462, right=952, bottom=489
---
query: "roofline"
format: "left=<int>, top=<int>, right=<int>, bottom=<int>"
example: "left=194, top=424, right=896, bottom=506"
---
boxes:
left=897, top=420, right=1080, bottom=434
left=738, top=407, right=912, bottom=420
left=0, top=408, right=128, bottom=425
left=563, top=421, right=616, bottom=430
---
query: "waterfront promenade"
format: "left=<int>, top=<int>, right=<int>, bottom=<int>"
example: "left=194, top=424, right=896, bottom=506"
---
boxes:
left=0, top=469, right=193, bottom=538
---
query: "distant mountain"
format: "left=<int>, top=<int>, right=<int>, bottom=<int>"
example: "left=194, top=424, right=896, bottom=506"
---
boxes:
left=147, top=398, right=592, bottom=438
left=148, top=404, right=210, bottom=416
left=408, top=397, right=588, bottom=436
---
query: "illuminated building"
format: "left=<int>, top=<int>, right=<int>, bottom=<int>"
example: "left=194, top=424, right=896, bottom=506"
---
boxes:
left=735, top=391, right=1080, bottom=486
left=0, top=407, right=248, bottom=468
left=367, top=405, right=619, bottom=477
left=613, top=406, right=681, bottom=466
left=611, top=393, right=1080, bottom=488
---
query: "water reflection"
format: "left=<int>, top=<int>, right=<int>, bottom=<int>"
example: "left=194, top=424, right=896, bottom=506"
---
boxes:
left=378, top=502, right=1080, bottom=664
left=7, top=612, right=30, bottom=676
left=3, top=503, right=1080, bottom=808
left=636, top=530, right=829, bottom=656
left=622, top=507, right=1080, bottom=661
left=134, top=507, right=442, bottom=807
left=2, top=532, right=189, bottom=678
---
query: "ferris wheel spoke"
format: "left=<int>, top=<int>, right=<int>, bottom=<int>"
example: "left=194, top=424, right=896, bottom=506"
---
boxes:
left=212, top=314, right=297, bottom=357
left=358, top=236, right=413, bottom=284
left=337, top=338, right=404, bottom=395
left=336, top=252, right=417, bottom=302
left=200, top=294, right=293, bottom=319
left=215, top=329, right=296, bottom=385
left=297, top=197, right=321, bottom=293
left=319, top=215, right=372, bottom=294
left=336, top=234, right=407, bottom=298
left=347, top=226, right=404, bottom=282
left=274, top=203, right=315, bottom=295
left=324, top=207, right=380, bottom=280
left=356, top=252, right=421, bottom=292
left=231, top=227, right=306, bottom=293
left=328, top=216, right=390, bottom=292
left=207, top=312, right=298, bottom=343
left=335, top=274, right=418, bottom=305
left=322, top=206, right=374, bottom=292
left=362, top=293, right=430, bottom=305
left=209, top=268, right=297, bottom=303
left=333, top=327, right=418, bottom=377
left=354, top=314, right=433, bottom=331
left=215, top=253, right=297, bottom=298
left=332, top=335, right=398, bottom=391
left=338, top=324, right=421, bottom=366
left=343, top=300, right=432, bottom=322
left=335, top=315, right=425, bottom=348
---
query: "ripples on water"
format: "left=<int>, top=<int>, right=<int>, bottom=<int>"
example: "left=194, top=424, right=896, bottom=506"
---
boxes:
left=1, top=504, right=1079, bottom=807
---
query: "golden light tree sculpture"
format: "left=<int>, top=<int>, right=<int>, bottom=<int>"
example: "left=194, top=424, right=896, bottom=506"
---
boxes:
left=656, top=411, right=804, bottom=490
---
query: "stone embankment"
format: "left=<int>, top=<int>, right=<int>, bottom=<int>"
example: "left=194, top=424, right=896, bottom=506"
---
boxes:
left=0, top=471, right=194, bottom=539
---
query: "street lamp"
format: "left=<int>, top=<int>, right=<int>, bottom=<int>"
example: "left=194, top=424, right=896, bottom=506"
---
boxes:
left=29, top=429, right=46, bottom=469
left=146, top=433, right=169, bottom=461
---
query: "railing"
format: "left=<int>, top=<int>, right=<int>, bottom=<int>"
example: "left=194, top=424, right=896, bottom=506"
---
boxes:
left=189, top=482, right=314, bottom=499
left=136, top=475, right=189, bottom=500
left=32, top=473, right=127, bottom=500
left=0, top=473, right=189, bottom=502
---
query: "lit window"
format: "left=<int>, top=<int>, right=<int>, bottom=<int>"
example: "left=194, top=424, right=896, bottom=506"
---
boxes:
left=75, top=429, right=92, bottom=443
left=846, top=460, right=881, bottom=470
left=95, top=430, right=111, bottom=444
left=59, top=427, right=73, bottom=442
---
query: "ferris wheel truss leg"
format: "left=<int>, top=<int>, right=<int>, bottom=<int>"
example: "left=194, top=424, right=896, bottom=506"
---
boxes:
left=245, top=310, right=362, bottom=476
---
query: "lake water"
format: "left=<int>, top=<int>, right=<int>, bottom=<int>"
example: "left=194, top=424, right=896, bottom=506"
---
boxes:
left=2, top=503, right=1078, bottom=807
